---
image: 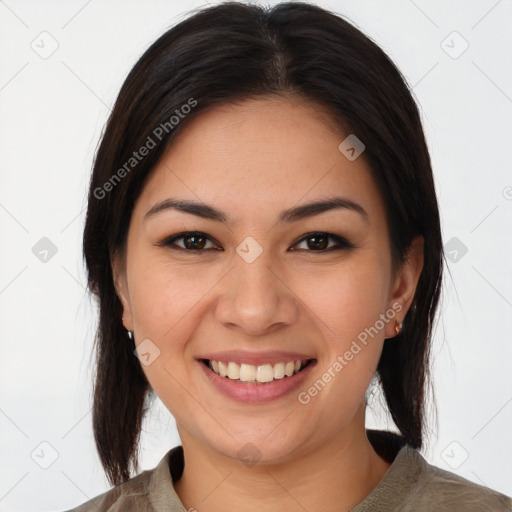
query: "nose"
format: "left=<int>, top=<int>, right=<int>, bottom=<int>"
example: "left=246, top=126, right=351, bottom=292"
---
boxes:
left=214, top=250, right=299, bottom=336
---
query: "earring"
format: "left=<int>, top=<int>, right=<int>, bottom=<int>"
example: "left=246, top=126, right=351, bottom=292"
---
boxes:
left=394, top=319, right=402, bottom=336
left=122, top=316, right=133, bottom=340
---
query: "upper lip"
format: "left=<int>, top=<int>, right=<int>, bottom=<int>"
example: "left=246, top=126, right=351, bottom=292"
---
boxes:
left=198, top=350, right=316, bottom=366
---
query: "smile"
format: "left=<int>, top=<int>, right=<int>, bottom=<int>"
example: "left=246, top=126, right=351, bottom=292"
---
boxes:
left=198, top=354, right=317, bottom=404
left=203, top=359, right=312, bottom=384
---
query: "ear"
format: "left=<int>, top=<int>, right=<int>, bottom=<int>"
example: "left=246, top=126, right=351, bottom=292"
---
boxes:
left=384, top=236, right=424, bottom=339
left=112, top=250, right=133, bottom=331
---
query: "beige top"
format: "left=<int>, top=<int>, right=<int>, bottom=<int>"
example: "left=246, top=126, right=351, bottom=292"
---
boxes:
left=65, top=430, right=512, bottom=511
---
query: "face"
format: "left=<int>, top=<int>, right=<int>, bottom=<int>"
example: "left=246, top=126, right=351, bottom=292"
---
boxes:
left=115, top=95, right=423, bottom=465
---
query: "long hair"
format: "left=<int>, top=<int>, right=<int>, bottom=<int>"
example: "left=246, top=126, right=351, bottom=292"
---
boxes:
left=83, top=1, right=443, bottom=485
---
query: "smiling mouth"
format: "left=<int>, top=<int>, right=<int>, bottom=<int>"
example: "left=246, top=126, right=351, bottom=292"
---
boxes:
left=200, top=358, right=315, bottom=385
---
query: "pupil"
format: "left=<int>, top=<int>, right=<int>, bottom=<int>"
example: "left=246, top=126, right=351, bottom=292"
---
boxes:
left=185, top=235, right=205, bottom=250
left=308, top=235, right=327, bottom=250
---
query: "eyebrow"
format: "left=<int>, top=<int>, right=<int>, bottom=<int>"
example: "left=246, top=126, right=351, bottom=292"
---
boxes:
left=144, top=196, right=369, bottom=224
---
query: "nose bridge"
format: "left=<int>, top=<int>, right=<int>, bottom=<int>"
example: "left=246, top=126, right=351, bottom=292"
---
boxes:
left=233, top=236, right=280, bottom=305
left=215, top=235, right=297, bottom=333
left=236, top=247, right=275, bottom=291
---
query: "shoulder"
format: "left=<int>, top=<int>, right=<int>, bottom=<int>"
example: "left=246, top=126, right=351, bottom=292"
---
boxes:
left=62, top=446, right=185, bottom=512
left=401, top=446, right=512, bottom=511
left=62, top=468, right=154, bottom=512
left=365, top=430, right=511, bottom=511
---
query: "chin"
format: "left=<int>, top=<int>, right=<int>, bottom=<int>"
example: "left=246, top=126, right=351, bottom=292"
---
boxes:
left=200, top=424, right=310, bottom=468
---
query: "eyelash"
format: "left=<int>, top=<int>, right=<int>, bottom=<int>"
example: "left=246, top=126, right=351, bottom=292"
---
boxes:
left=158, top=231, right=355, bottom=254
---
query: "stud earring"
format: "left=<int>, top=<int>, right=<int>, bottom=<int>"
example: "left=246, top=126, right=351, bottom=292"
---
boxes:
left=394, top=319, right=402, bottom=336
left=122, top=317, right=133, bottom=340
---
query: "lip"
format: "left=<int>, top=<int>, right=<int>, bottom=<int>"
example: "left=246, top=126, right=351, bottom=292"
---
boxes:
left=198, top=357, right=317, bottom=404
left=197, top=350, right=315, bottom=366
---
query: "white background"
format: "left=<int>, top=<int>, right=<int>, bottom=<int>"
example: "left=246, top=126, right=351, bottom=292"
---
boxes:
left=0, top=1, right=511, bottom=510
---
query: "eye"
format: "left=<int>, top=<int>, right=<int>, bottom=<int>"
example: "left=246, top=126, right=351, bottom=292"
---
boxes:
left=158, top=231, right=353, bottom=253
left=158, top=231, right=221, bottom=252
left=291, top=232, right=354, bottom=252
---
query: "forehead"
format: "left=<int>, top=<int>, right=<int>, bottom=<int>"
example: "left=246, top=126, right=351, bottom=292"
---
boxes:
left=135, top=96, right=385, bottom=224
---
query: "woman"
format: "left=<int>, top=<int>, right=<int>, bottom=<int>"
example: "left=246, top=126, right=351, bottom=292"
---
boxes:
left=68, top=2, right=511, bottom=510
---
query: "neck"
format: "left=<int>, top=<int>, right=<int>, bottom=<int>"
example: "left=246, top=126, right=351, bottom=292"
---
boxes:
left=174, top=411, right=391, bottom=512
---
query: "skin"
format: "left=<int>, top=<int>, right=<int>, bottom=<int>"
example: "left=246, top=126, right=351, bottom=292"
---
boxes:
left=115, top=94, right=424, bottom=512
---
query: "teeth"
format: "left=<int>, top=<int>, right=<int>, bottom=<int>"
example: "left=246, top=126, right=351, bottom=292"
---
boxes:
left=207, top=359, right=308, bottom=383
left=240, top=363, right=256, bottom=382
left=227, top=362, right=240, bottom=380
left=273, top=362, right=285, bottom=379
left=218, top=361, right=228, bottom=377
left=256, top=364, right=274, bottom=383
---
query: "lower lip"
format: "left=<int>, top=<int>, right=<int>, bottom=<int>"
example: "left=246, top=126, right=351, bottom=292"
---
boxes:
left=198, top=360, right=316, bottom=404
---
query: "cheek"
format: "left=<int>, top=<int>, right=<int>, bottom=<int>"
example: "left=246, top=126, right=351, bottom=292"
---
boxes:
left=126, top=258, right=207, bottom=413
left=290, top=255, right=390, bottom=411
left=291, top=256, right=390, bottom=344
left=293, top=265, right=389, bottom=422
left=128, top=255, right=216, bottom=339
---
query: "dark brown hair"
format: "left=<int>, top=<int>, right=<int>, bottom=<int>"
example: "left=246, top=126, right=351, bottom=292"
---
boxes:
left=83, top=1, right=443, bottom=486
